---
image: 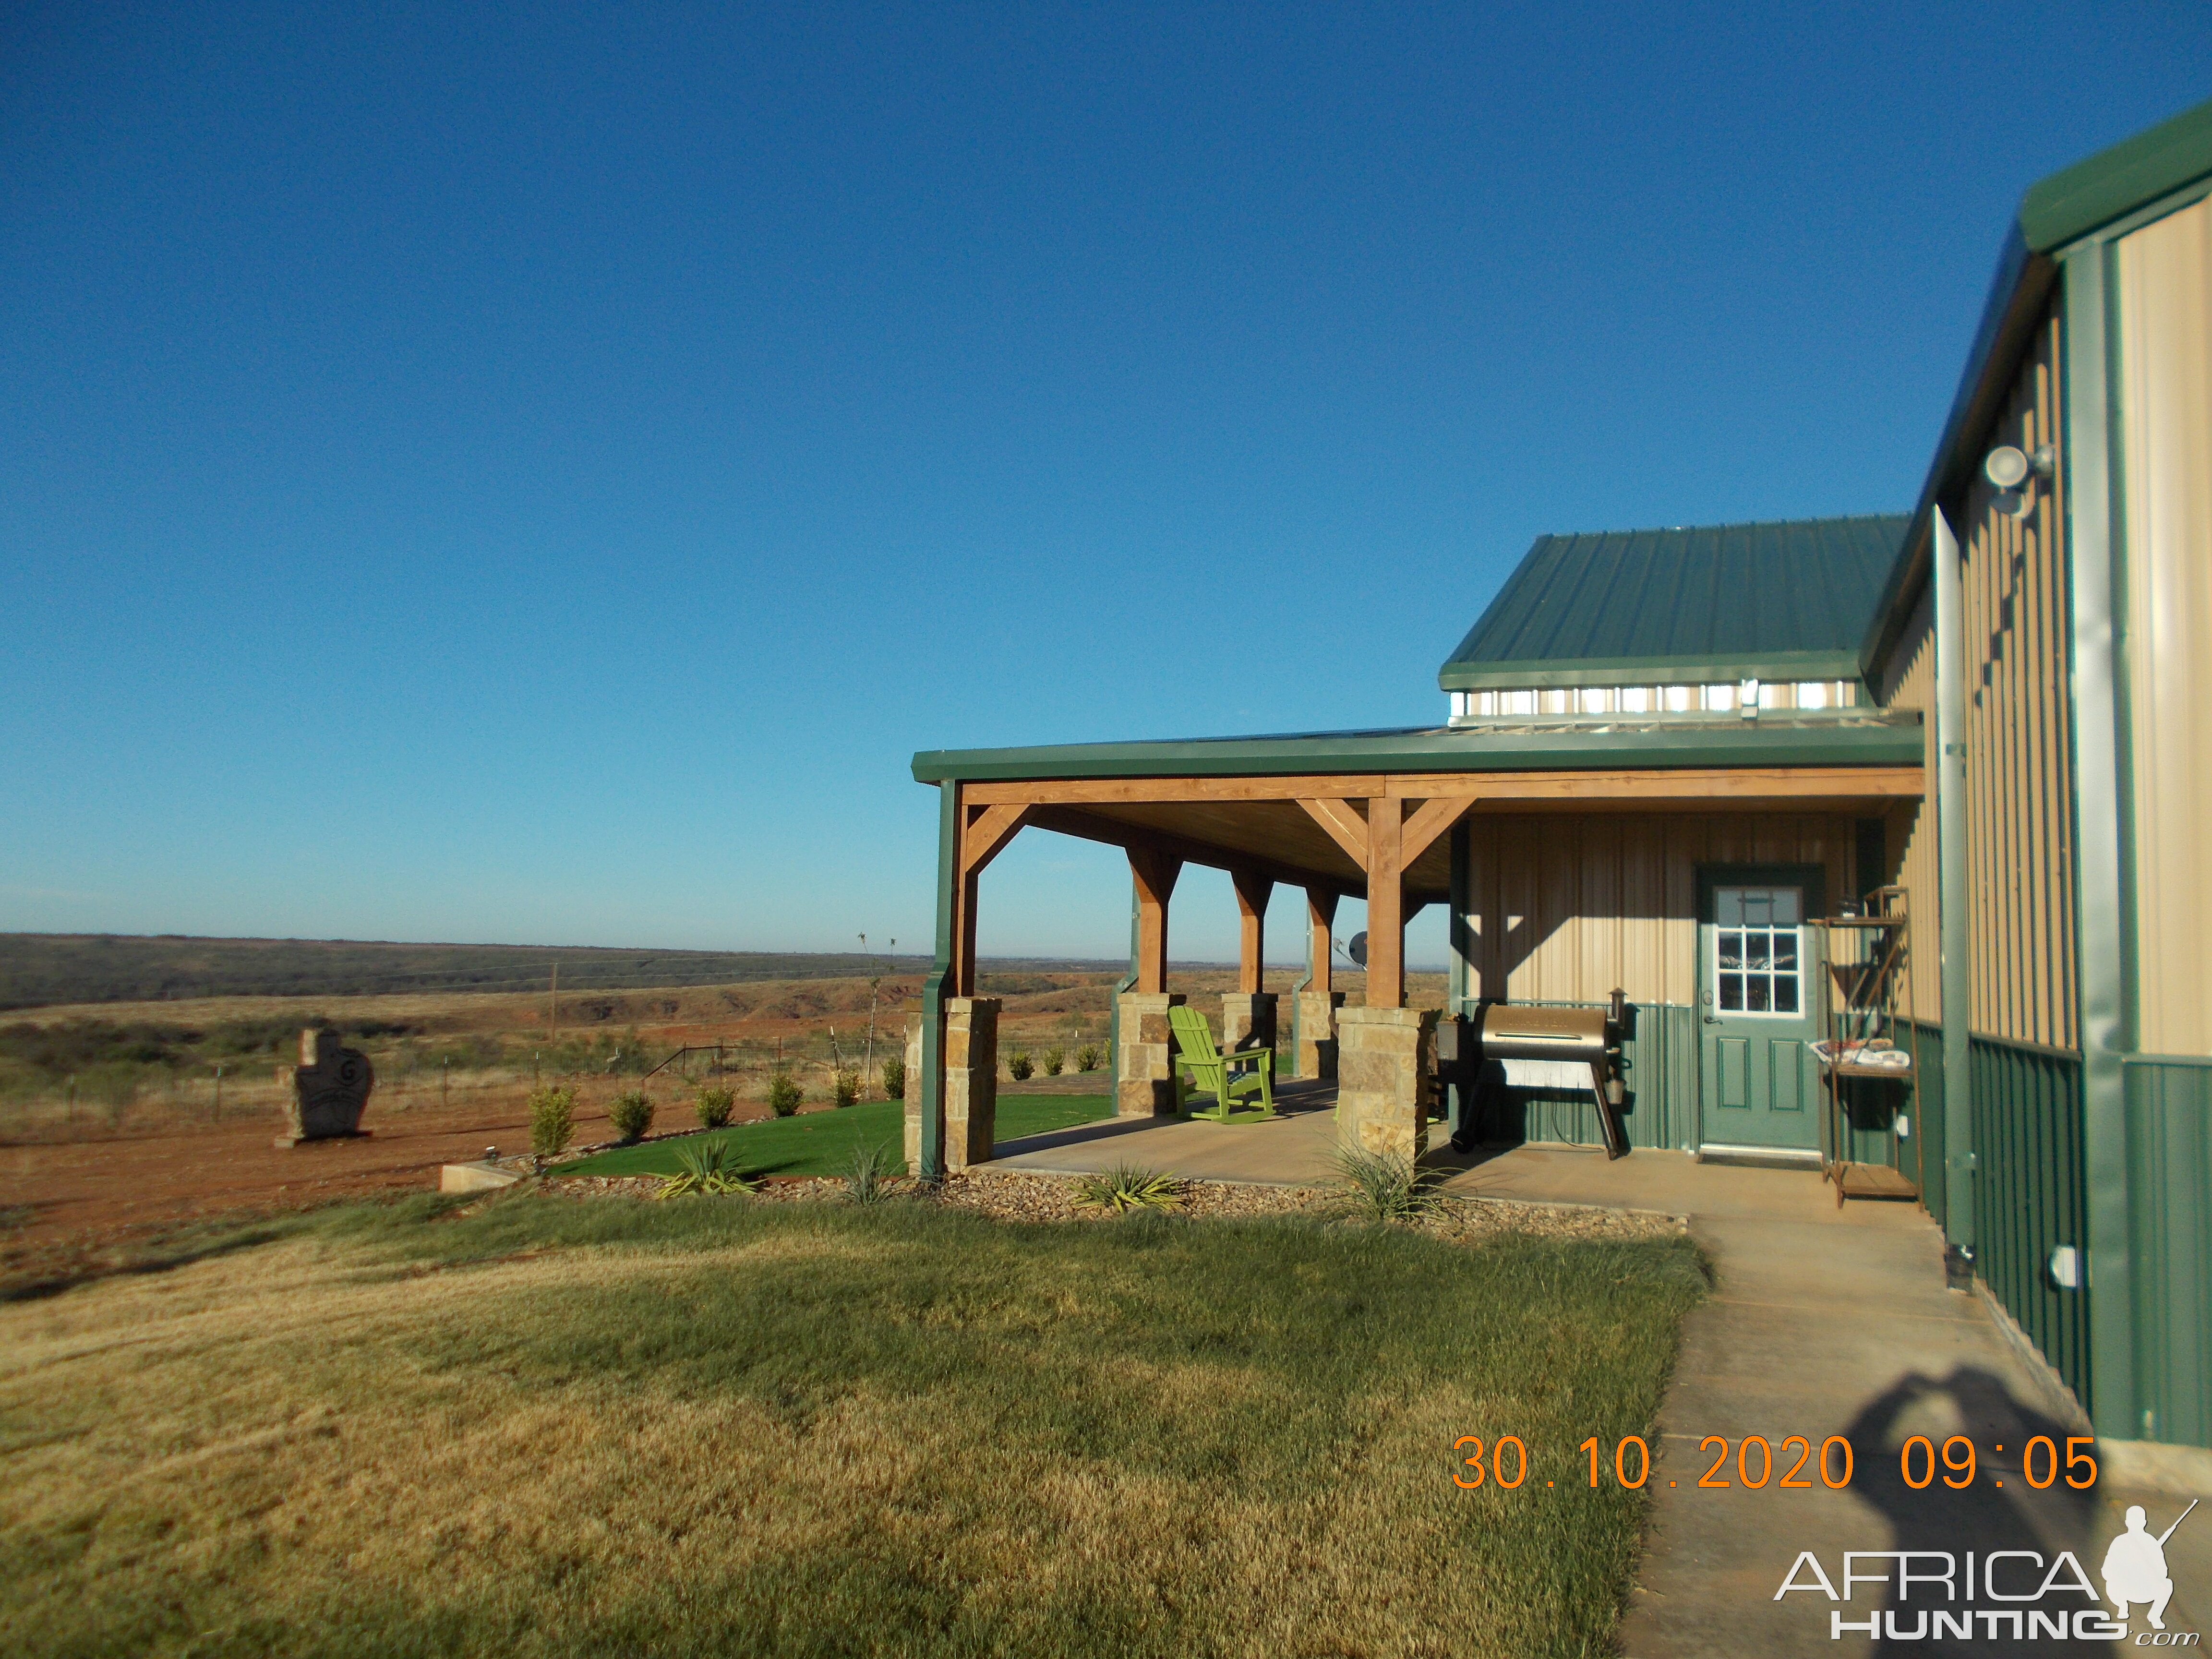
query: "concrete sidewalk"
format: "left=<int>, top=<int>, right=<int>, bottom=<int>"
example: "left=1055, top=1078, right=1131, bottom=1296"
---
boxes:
left=1447, top=1147, right=2208, bottom=1656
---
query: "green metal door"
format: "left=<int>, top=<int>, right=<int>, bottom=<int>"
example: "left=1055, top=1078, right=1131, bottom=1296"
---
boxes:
left=1698, top=875, right=1822, bottom=1152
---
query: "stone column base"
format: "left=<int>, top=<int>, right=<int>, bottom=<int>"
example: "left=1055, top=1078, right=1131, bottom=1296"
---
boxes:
left=1337, top=1005, right=1438, bottom=1159
left=1296, top=990, right=1346, bottom=1080
left=903, top=1000, right=1000, bottom=1172
left=1116, top=992, right=1187, bottom=1117
left=1221, top=992, right=1278, bottom=1054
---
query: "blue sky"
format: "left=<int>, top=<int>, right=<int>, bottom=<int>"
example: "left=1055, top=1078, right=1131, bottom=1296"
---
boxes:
left=1, top=3, right=2204, bottom=969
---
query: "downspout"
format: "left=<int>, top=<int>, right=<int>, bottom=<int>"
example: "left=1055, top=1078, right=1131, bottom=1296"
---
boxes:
left=1107, top=875, right=1139, bottom=1096
left=918, top=779, right=960, bottom=1182
left=1934, top=506, right=1976, bottom=1255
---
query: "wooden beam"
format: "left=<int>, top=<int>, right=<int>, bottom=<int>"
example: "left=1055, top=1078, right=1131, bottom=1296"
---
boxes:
left=1306, top=887, right=1339, bottom=997
left=1297, top=797, right=1370, bottom=867
left=1128, top=848, right=1182, bottom=994
left=1024, top=804, right=1362, bottom=898
left=1399, top=794, right=1473, bottom=867
left=962, top=765, right=1924, bottom=807
left=1365, top=796, right=1404, bottom=1009
left=1232, top=870, right=1273, bottom=995
left=960, top=802, right=1031, bottom=877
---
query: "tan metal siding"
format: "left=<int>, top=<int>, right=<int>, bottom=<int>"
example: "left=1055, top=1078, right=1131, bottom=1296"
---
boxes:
left=1460, top=813, right=1853, bottom=1005
left=2117, top=195, right=2212, bottom=1057
left=1958, top=310, right=2079, bottom=1051
left=1877, top=591, right=1942, bottom=1025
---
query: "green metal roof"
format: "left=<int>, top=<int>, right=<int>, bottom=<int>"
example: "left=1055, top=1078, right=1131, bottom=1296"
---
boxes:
left=1863, top=95, right=2212, bottom=681
left=913, top=712, right=1923, bottom=783
left=1437, top=517, right=1908, bottom=693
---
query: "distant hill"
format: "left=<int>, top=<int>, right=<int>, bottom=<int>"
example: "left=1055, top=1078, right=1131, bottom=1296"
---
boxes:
left=0, top=934, right=1118, bottom=1011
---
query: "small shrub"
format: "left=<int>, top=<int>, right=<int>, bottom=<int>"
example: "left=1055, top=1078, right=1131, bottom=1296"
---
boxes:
left=879, top=1057, right=906, bottom=1100
left=1075, top=1043, right=1103, bottom=1072
left=831, top=1069, right=860, bottom=1108
left=608, top=1089, right=655, bottom=1142
left=844, top=1139, right=898, bottom=1205
left=1072, top=1163, right=1186, bottom=1214
left=694, top=1084, right=734, bottom=1129
left=529, top=1084, right=576, bottom=1159
left=767, top=1071, right=803, bottom=1117
left=1042, top=1046, right=1065, bottom=1077
left=1007, top=1050, right=1034, bottom=1082
left=655, top=1140, right=755, bottom=1200
left=1332, top=1145, right=1447, bottom=1224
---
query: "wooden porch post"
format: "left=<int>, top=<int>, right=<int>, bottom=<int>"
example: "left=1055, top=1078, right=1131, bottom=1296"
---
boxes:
left=1232, top=871, right=1273, bottom=994
left=1307, top=887, right=1338, bottom=993
left=951, top=802, right=1031, bottom=998
left=1129, top=848, right=1182, bottom=993
left=1365, top=796, right=1404, bottom=1009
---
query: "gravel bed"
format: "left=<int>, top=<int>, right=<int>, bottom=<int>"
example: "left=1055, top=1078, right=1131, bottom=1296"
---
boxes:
left=536, top=1165, right=1686, bottom=1244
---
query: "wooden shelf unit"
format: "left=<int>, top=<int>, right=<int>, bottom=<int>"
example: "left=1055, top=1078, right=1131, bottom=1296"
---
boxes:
left=1813, top=885, right=1923, bottom=1207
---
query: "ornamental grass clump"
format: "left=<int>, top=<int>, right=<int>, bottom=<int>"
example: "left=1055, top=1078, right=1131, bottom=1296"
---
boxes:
left=843, top=1139, right=897, bottom=1206
left=1075, top=1043, right=1103, bottom=1072
left=766, top=1071, right=803, bottom=1118
left=693, top=1084, right=734, bottom=1130
left=608, top=1090, right=655, bottom=1143
left=1332, top=1144, right=1448, bottom=1224
left=879, top=1057, right=906, bottom=1100
left=1006, top=1050, right=1034, bottom=1082
left=528, top=1084, right=576, bottom=1159
left=1071, top=1163, right=1186, bottom=1214
left=654, top=1139, right=754, bottom=1200
left=1041, top=1047, right=1065, bottom=1077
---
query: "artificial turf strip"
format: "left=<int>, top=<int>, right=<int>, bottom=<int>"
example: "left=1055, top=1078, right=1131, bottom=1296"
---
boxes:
left=557, top=1094, right=1114, bottom=1180
left=0, top=1193, right=1707, bottom=1659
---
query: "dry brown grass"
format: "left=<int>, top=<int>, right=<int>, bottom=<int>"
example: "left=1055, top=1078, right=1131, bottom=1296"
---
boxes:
left=0, top=1191, right=1701, bottom=1659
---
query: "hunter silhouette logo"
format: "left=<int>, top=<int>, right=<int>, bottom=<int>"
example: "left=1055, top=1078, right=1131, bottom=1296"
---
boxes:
left=2104, top=1500, right=2197, bottom=1633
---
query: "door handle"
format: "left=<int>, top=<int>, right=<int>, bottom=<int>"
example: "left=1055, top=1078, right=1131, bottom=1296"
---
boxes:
left=1700, top=990, right=1719, bottom=1026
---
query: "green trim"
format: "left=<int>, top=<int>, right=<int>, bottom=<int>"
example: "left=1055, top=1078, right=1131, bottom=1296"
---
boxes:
left=1440, top=649, right=1863, bottom=692
left=913, top=717, right=1924, bottom=783
left=1935, top=506, right=1976, bottom=1253
left=2020, top=97, right=2212, bottom=254
left=2061, top=243, right=2136, bottom=1438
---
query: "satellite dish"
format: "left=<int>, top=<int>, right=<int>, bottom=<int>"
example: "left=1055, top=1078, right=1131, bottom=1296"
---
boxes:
left=1984, top=445, right=2030, bottom=489
left=1347, top=931, right=1369, bottom=968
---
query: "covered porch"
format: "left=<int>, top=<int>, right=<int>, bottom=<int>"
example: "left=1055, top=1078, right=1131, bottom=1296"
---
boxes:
left=904, top=718, right=1925, bottom=1184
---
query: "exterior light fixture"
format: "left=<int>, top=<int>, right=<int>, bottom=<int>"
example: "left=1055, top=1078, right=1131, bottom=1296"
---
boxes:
left=2048, top=1244, right=2083, bottom=1290
left=1985, top=445, right=2056, bottom=521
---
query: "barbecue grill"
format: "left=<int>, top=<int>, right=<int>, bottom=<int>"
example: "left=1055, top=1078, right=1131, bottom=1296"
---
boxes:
left=1437, top=990, right=1630, bottom=1158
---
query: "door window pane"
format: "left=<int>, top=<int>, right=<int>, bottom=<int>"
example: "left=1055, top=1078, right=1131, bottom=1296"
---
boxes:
left=1713, top=885, right=1804, bottom=1019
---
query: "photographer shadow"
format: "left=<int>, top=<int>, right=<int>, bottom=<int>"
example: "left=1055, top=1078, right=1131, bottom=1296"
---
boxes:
left=1842, top=1365, right=2111, bottom=1654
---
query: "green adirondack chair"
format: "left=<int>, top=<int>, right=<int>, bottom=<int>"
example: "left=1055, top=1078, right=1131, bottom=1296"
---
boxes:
left=1168, top=1004, right=1276, bottom=1121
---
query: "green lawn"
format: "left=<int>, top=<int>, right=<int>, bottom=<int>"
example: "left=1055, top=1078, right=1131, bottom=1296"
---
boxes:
left=558, top=1093, right=1114, bottom=1179
left=0, top=1193, right=1707, bottom=1658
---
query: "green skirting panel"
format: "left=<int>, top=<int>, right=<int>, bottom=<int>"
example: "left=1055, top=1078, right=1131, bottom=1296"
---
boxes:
left=1970, top=1036, right=2091, bottom=1415
left=1901, top=1021, right=1948, bottom=1231
left=2122, top=1058, right=2212, bottom=1448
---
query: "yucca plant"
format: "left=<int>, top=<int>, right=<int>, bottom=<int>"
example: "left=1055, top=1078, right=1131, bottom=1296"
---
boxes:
left=655, top=1139, right=756, bottom=1200
left=844, top=1139, right=898, bottom=1205
left=1071, top=1163, right=1186, bottom=1214
left=1331, top=1144, right=1447, bottom=1224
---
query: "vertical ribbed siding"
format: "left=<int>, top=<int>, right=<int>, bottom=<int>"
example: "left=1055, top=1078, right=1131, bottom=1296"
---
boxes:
left=1971, top=1036, right=2092, bottom=1411
left=2116, top=195, right=2212, bottom=1058
left=2122, top=1058, right=2212, bottom=1446
left=1959, top=311, right=2080, bottom=1052
left=1877, top=590, right=1942, bottom=1026
left=1460, top=813, right=1853, bottom=1007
